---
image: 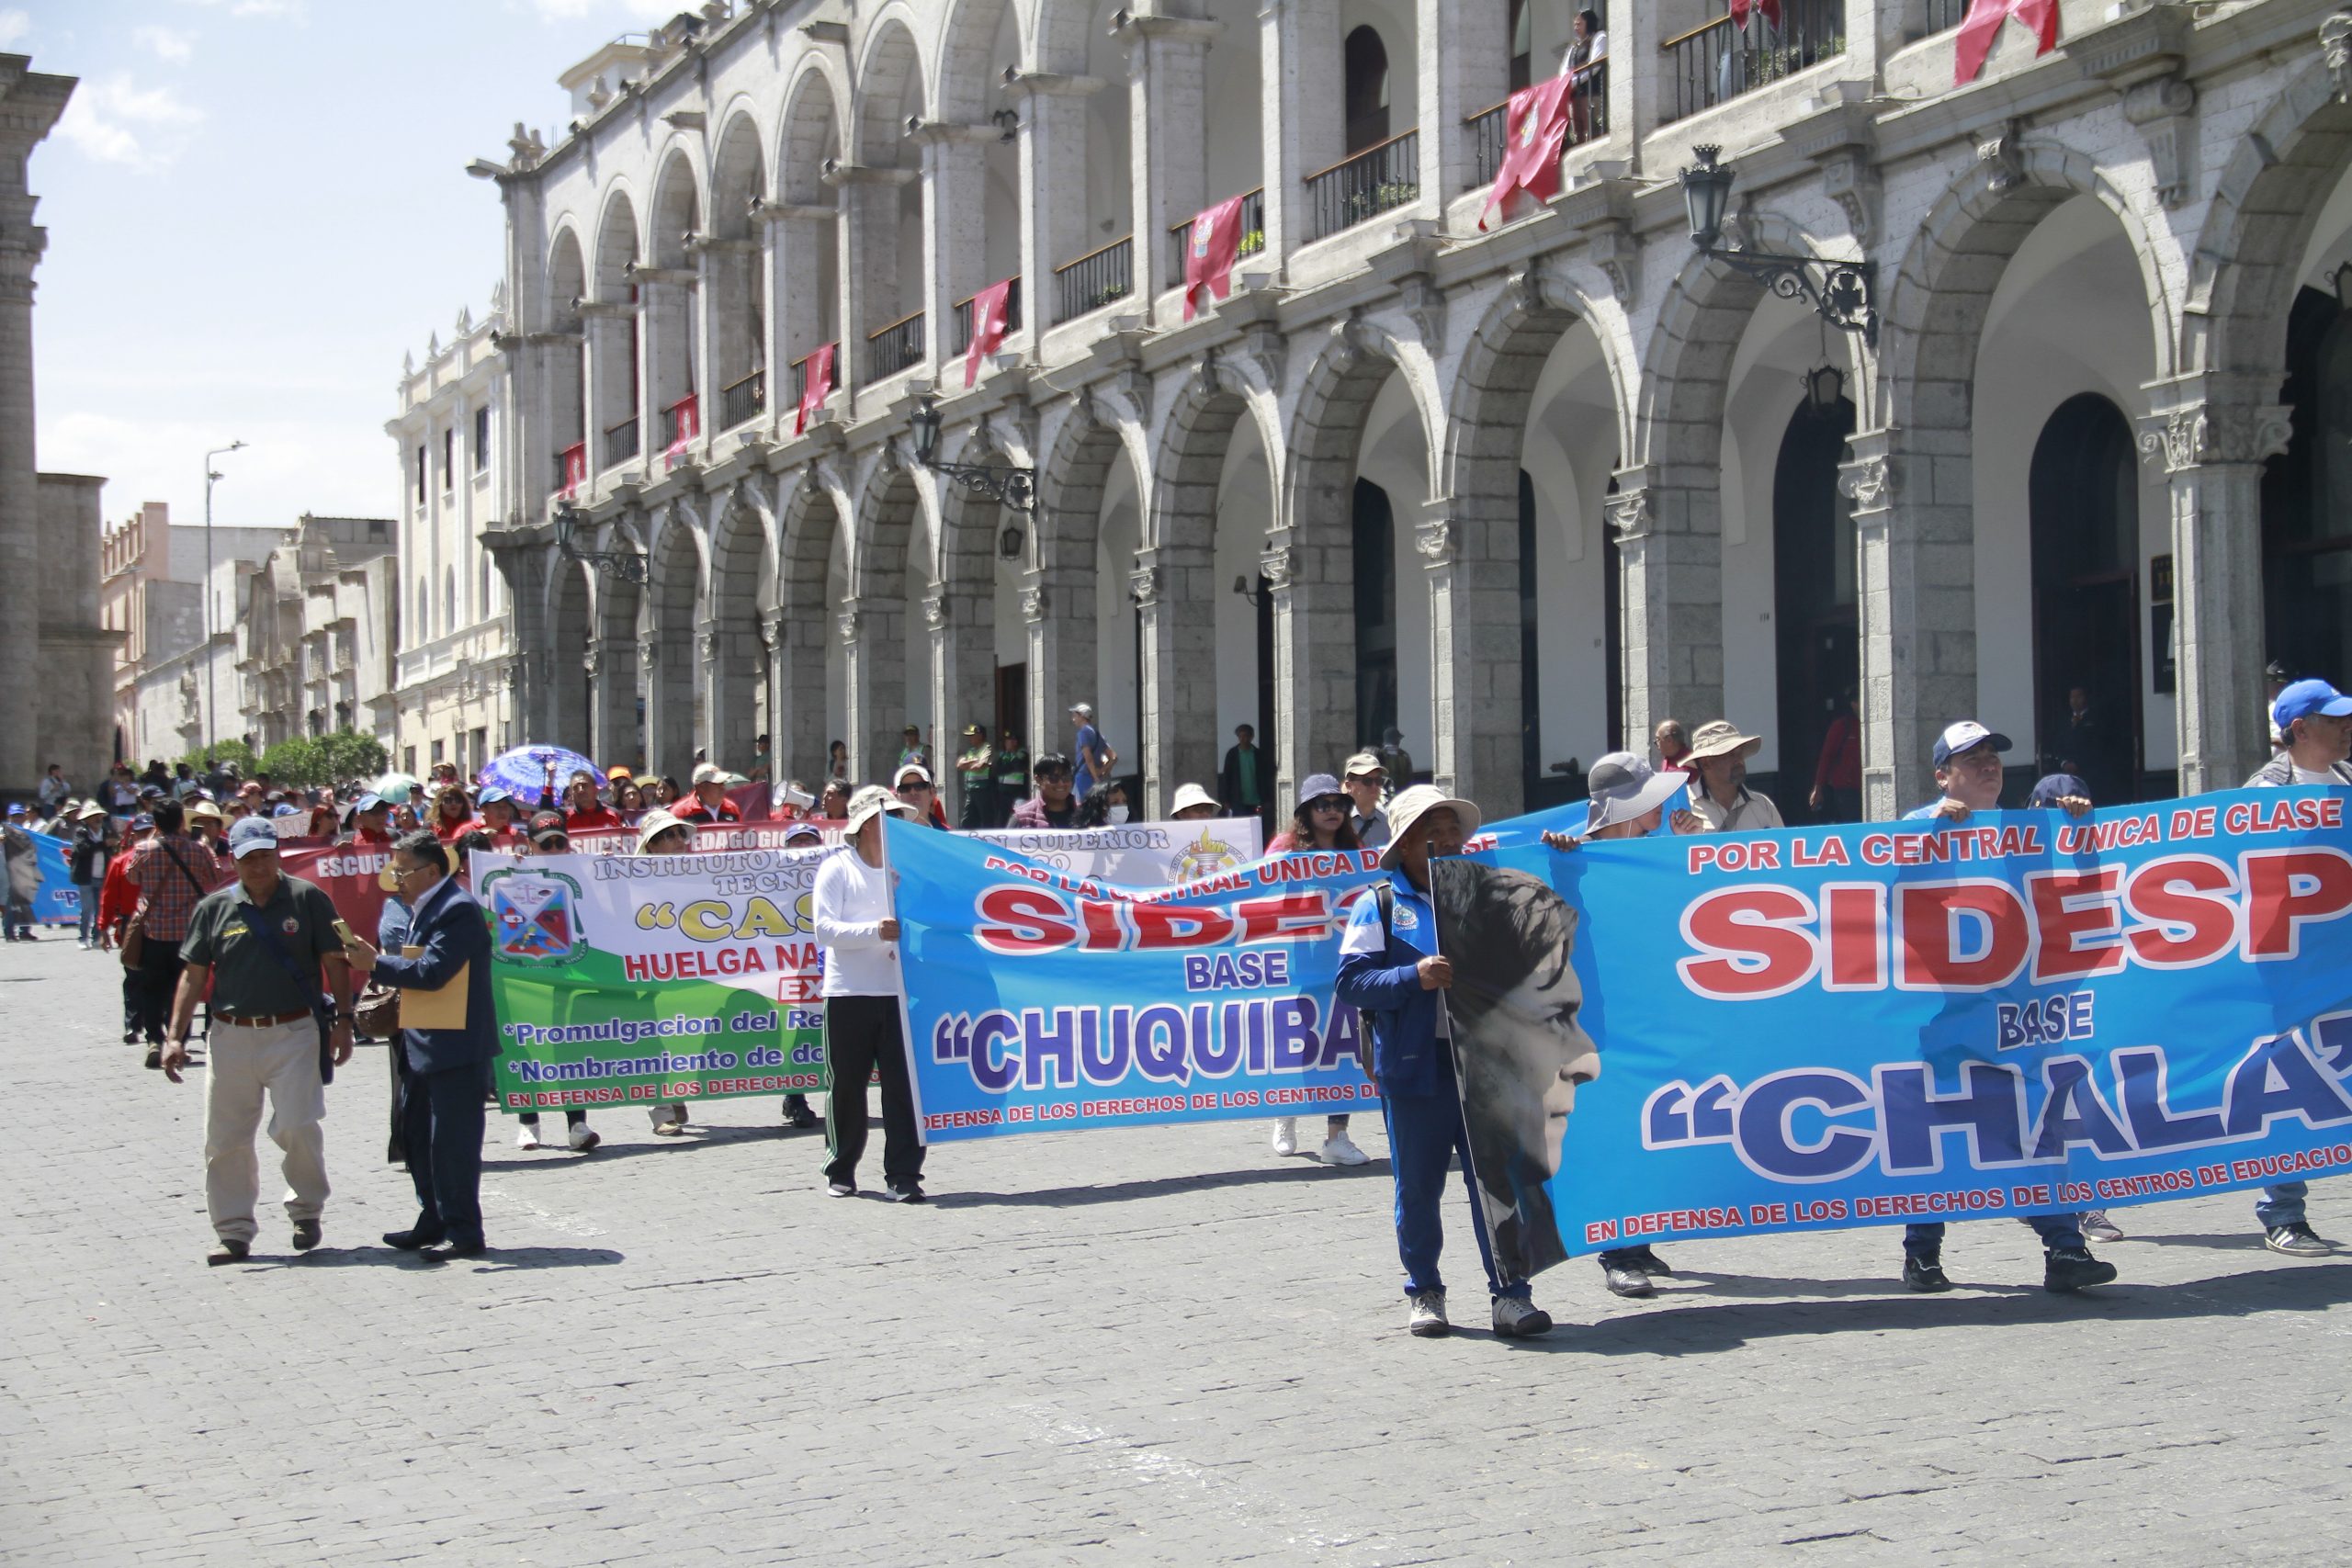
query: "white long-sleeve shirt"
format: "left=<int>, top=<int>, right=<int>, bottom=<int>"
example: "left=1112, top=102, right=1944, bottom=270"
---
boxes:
left=812, top=847, right=901, bottom=998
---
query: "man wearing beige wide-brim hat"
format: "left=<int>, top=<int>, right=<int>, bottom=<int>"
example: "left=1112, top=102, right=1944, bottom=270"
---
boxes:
left=1680, top=719, right=1786, bottom=833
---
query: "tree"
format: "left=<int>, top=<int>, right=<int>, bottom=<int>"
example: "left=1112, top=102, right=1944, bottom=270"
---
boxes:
left=260, top=738, right=328, bottom=787
left=319, top=729, right=388, bottom=785
left=181, top=739, right=258, bottom=776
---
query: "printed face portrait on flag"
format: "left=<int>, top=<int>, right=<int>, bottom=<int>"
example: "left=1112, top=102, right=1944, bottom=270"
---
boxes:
left=1431, top=860, right=1600, bottom=1281
left=1182, top=194, right=1246, bottom=322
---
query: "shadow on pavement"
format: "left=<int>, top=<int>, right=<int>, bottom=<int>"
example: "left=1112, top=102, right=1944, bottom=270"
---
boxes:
left=263, top=1244, right=625, bottom=1270
left=1498, top=1262, right=2352, bottom=1356
left=478, top=1123, right=822, bottom=1170
left=931, top=1160, right=1391, bottom=1209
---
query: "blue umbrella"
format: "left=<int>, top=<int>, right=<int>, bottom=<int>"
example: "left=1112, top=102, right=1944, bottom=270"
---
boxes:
left=479, top=747, right=605, bottom=803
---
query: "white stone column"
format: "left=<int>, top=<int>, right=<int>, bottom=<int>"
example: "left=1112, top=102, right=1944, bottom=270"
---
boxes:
left=1134, top=542, right=1215, bottom=818
left=2138, top=384, right=2290, bottom=794
left=1262, top=0, right=1341, bottom=266
left=1009, top=76, right=1095, bottom=336
left=1840, top=429, right=1973, bottom=817
left=586, top=636, right=639, bottom=772
left=1117, top=15, right=1212, bottom=309
left=1022, top=564, right=1093, bottom=774
left=927, top=582, right=992, bottom=820
left=1263, top=532, right=1351, bottom=824
left=913, top=126, right=992, bottom=379
left=764, top=206, right=836, bottom=389
left=841, top=595, right=906, bottom=784
left=0, top=75, right=66, bottom=793
left=1418, top=0, right=1505, bottom=207
left=1419, top=496, right=1523, bottom=815
left=1609, top=464, right=1723, bottom=773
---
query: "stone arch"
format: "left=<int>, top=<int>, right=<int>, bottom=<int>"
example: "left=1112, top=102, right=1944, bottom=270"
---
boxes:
left=777, top=472, right=850, bottom=784
left=645, top=151, right=704, bottom=424
left=545, top=227, right=590, bottom=466
left=547, top=558, right=594, bottom=754
left=709, top=113, right=768, bottom=421
left=586, top=539, right=645, bottom=769
left=779, top=58, right=848, bottom=206
left=1436, top=269, right=1631, bottom=810
left=937, top=0, right=1025, bottom=123
left=706, top=490, right=773, bottom=773
left=592, top=184, right=639, bottom=296
left=776, top=62, right=846, bottom=384
left=853, top=11, right=928, bottom=166
left=1280, top=323, right=1440, bottom=803
left=590, top=186, right=642, bottom=463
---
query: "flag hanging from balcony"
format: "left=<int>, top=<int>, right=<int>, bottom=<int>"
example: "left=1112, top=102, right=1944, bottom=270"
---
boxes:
left=795, top=343, right=835, bottom=437
left=1727, top=0, right=1781, bottom=26
left=1479, top=73, right=1575, bottom=232
left=558, top=443, right=586, bottom=501
left=1955, top=0, right=2059, bottom=85
left=965, top=276, right=1016, bottom=390
left=1182, top=194, right=1247, bottom=323
left=662, top=393, right=699, bottom=469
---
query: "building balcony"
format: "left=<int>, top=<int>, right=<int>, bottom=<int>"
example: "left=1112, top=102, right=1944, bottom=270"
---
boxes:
left=1464, top=61, right=1611, bottom=190
left=603, top=416, right=640, bottom=468
left=1922, top=0, right=1971, bottom=32
left=790, top=344, right=836, bottom=411
left=867, top=310, right=925, bottom=380
left=1304, top=131, right=1420, bottom=244
left=1165, top=188, right=1266, bottom=289
left=953, top=277, right=1024, bottom=354
left=1053, top=240, right=1134, bottom=326
left=719, top=368, right=765, bottom=431
left=660, top=393, right=699, bottom=459
left=1661, top=0, right=1848, bottom=126
left=556, top=441, right=586, bottom=499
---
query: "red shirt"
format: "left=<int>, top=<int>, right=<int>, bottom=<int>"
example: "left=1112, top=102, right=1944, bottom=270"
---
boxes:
left=431, top=815, right=471, bottom=841
left=1813, top=713, right=1862, bottom=792
left=98, top=852, right=140, bottom=929
left=679, top=798, right=742, bottom=825
left=568, top=806, right=625, bottom=831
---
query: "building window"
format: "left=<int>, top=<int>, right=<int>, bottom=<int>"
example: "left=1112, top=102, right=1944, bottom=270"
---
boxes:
left=473, top=405, right=491, bottom=471
left=1343, top=26, right=1391, bottom=153
left=441, top=428, right=455, bottom=491
left=431, top=738, right=446, bottom=764
left=414, top=445, right=426, bottom=504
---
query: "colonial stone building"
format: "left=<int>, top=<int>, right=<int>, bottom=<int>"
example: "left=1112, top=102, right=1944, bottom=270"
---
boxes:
left=477, top=0, right=2352, bottom=821
left=232, top=515, right=401, bottom=759
left=387, top=299, right=518, bottom=779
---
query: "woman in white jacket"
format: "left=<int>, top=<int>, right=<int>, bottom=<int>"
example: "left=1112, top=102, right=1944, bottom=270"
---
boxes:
left=814, top=785, right=926, bottom=1201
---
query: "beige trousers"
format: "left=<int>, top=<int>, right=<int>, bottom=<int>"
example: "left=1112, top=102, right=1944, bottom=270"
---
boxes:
left=203, top=1016, right=329, bottom=1243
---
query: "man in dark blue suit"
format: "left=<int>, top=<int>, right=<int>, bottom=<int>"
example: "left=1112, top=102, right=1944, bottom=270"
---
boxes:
left=342, top=829, right=499, bottom=1260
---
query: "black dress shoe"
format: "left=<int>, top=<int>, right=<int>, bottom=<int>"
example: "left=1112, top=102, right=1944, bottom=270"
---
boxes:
left=1620, top=1245, right=1672, bottom=1277
left=381, top=1227, right=447, bottom=1251
left=1599, top=1258, right=1655, bottom=1298
left=291, top=1219, right=322, bottom=1251
left=421, top=1238, right=488, bottom=1261
left=1903, top=1253, right=1952, bottom=1292
left=2042, top=1247, right=2117, bottom=1292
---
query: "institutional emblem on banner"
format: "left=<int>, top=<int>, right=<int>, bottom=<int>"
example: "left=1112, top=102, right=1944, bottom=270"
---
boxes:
left=1170, top=829, right=1248, bottom=885
left=1193, top=212, right=1216, bottom=258
left=482, top=868, right=584, bottom=964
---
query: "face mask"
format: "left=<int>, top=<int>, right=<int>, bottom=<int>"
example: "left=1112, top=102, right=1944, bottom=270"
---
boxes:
left=1107, top=806, right=1130, bottom=825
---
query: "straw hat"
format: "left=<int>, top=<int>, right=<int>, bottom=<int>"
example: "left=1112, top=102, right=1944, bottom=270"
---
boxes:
left=1380, top=784, right=1483, bottom=869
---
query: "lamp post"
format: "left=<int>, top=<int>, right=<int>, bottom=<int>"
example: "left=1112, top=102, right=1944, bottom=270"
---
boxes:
left=202, top=440, right=246, bottom=758
left=1678, top=145, right=1878, bottom=347
left=908, top=391, right=1038, bottom=513
left=552, top=501, right=649, bottom=584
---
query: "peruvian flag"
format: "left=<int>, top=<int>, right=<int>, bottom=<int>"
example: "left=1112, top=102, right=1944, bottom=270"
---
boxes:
left=1728, top=0, right=1781, bottom=24
left=964, top=276, right=1015, bottom=390
left=1182, top=194, right=1247, bottom=323
left=795, top=343, right=834, bottom=437
left=1479, top=73, right=1574, bottom=232
left=662, top=393, right=698, bottom=469
left=1956, top=0, right=2060, bottom=84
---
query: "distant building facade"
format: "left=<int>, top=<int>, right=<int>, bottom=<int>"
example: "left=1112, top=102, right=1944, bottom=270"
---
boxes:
left=232, top=514, right=400, bottom=758
left=100, top=501, right=290, bottom=765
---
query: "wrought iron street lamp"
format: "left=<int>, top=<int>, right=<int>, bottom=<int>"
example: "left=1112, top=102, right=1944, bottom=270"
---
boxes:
left=1679, top=145, right=1878, bottom=348
left=909, top=392, right=1037, bottom=513
left=553, top=501, right=650, bottom=585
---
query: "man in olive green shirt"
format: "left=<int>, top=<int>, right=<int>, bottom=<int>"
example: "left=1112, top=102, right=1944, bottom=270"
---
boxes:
left=164, top=817, right=354, bottom=1264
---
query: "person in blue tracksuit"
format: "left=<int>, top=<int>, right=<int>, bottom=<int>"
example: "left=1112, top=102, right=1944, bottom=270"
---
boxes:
left=1337, top=784, right=1553, bottom=1340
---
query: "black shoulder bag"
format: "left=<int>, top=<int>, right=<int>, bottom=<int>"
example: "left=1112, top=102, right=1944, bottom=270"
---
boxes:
left=232, top=900, right=337, bottom=1086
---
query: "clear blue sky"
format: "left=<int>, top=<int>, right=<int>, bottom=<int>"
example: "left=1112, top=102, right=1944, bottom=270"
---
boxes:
left=21, top=0, right=679, bottom=535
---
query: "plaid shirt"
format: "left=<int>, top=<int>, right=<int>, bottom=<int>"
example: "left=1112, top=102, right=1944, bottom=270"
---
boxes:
left=126, top=834, right=225, bottom=942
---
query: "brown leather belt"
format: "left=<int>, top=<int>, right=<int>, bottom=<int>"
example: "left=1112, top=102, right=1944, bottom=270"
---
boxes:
left=217, top=1010, right=313, bottom=1029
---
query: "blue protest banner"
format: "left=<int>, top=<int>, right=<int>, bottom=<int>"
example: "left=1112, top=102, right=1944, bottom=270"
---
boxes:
left=1438, top=789, right=2352, bottom=1280
left=887, top=818, right=1385, bottom=1142
left=30, top=830, right=78, bottom=924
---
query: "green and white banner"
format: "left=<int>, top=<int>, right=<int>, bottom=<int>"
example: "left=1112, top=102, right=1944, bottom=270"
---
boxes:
left=476, top=818, right=1263, bottom=1116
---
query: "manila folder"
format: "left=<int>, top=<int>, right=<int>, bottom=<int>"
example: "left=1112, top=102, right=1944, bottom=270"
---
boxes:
left=398, top=944, right=471, bottom=1030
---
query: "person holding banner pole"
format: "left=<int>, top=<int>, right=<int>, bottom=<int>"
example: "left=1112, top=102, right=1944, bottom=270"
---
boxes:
left=815, top=785, right=927, bottom=1201
left=2240, top=677, right=2352, bottom=1258
left=1899, top=721, right=2116, bottom=1293
left=1269, top=774, right=1373, bottom=1167
left=1340, top=784, right=1553, bottom=1339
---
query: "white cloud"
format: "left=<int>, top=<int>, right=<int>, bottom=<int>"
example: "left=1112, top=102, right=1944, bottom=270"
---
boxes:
left=132, top=25, right=196, bottom=62
left=0, top=10, right=30, bottom=48
left=55, top=75, right=204, bottom=170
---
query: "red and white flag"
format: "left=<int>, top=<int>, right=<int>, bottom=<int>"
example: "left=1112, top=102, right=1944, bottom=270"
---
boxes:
left=794, top=343, right=834, bottom=437
left=558, top=443, right=585, bottom=500
left=964, top=277, right=1016, bottom=390
left=1182, top=194, right=1247, bottom=323
left=1479, top=73, right=1575, bottom=232
left=1728, top=0, right=1782, bottom=26
left=1955, top=0, right=2059, bottom=84
left=662, top=394, right=698, bottom=469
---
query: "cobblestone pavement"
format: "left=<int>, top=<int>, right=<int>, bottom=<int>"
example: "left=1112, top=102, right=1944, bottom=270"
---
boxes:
left=5, top=934, right=2350, bottom=1566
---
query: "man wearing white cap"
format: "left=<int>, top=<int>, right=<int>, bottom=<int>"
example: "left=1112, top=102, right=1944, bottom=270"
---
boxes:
left=1900, top=720, right=2117, bottom=1294
left=1541, top=751, right=1699, bottom=1297
left=2238, top=677, right=2352, bottom=1257
left=1679, top=721, right=1785, bottom=832
left=680, top=762, right=743, bottom=826
left=1341, top=751, right=1392, bottom=851
left=1339, top=784, right=1553, bottom=1338
left=1169, top=782, right=1221, bottom=822
left=815, top=785, right=927, bottom=1200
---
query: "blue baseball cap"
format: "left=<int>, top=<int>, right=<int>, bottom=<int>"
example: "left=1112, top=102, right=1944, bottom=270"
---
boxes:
left=2028, top=773, right=2092, bottom=808
left=5, top=803, right=21, bottom=817
left=1932, top=720, right=2012, bottom=769
left=355, top=793, right=386, bottom=813
left=226, top=817, right=280, bottom=859
left=130, top=812, right=154, bottom=830
left=272, top=802, right=300, bottom=818
left=2272, top=678, right=2352, bottom=733
left=477, top=786, right=514, bottom=807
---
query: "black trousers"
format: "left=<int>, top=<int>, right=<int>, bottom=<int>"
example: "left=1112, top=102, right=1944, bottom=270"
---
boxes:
left=134, top=942, right=187, bottom=1044
left=822, top=995, right=923, bottom=1190
left=401, top=1059, right=487, bottom=1246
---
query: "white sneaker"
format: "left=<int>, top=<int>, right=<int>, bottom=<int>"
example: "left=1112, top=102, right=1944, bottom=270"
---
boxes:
left=1271, top=1117, right=1298, bottom=1156
left=515, top=1122, right=543, bottom=1150
left=568, top=1122, right=601, bottom=1151
left=1407, top=1289, right=1449, bottom=1337
left=1319, top=1132, right=1370, bottom=1167
left=1491, top=1295, right=1554, bottom=1337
